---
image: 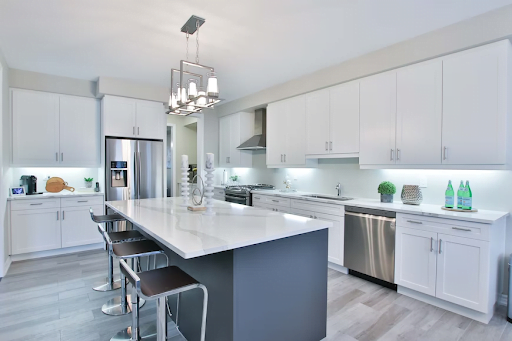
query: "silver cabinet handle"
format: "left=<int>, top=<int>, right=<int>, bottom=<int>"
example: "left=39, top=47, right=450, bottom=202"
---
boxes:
left=330, top=141, right=333, bottom=151
left=56, top=152, right=58, bottom=161
left=407, top=220, right=423, bottom=224
left=133, top=127, right=136, bottom=135
left=325, top=142, right=328, bottom=151
left=390, top=149, right=394, bottom=161
left=254, top=197, right=260, bottom=200
left=78, top=200, right=88, bottom=203
left=438, top=239, right=442, bottom=254
left=61, top=153, right=64, bottom=161
left=62, top=211, right=65, bottom=220
left=452, top=227, right=472, bottom=232
left=30, top=203, right=43, bottom=206
left=281, top=154, right=283, bottom=162
left=284, top=154, right=286, bottom=162
left=138, top=127, right=140, bottom=135
left=443, top=146, right=447, bottom=160
left=396, top=149, right=400, bottom=161
left=272, top=200, right=279, bottom=203
left=228, top=157, right=230, bottom=163
left=430, top=237, right=434, bottom=252
left=57, top=211, right=59, bottom=220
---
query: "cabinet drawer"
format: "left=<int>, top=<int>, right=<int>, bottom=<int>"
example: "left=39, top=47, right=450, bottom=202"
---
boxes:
left=252, top=194, right=290, bottom=207
left=61, top=196, right=104, bottom=207
left=291, top=199, right=344, bottom=216
left=11, top=198, right=60, bottom=211
left=254, top=202, right=290, bottom=214
left=213, top=188, right=225, bottom=197
left=397, top=213, right=489, bottom=241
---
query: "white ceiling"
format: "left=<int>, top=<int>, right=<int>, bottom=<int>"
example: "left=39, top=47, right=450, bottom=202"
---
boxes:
left=1, top=0, right=512, bottom=103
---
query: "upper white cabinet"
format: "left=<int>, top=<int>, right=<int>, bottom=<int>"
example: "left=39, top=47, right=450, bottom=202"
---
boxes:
left=359, top=71, right=397, bottom=165
left=306, top=82, right=359, bottom=157
left=219, top=112, right=253, bottom=168
left=442, top=41, right=509, bottom=165
left=267, top=95, right=311, bottom=167
left=12, top=89, right=100, bottom=167
left=396, top=59, right=443, bottom=165
left=103, top=95, right=165, bottom=140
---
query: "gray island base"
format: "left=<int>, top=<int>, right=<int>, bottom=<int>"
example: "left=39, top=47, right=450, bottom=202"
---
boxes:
left=106, top=198, right=330, bottom=341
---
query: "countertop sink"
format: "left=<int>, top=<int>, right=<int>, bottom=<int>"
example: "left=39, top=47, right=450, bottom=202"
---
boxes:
left=302, top=194, right=353, bottom=201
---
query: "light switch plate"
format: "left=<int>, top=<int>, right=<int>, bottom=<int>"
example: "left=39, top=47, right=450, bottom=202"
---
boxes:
left=419, top=177, right=428, bottom=188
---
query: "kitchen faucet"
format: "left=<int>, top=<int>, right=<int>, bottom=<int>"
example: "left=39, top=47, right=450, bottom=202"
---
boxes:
left=335, top=183, right=342, bottom=197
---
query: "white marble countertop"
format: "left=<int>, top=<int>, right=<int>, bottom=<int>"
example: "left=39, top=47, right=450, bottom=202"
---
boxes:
left=252, top=190, right=508, bottom=224
left=7, top=192, right=104, bottom=200
left=106, top=197, right=332, bottom=259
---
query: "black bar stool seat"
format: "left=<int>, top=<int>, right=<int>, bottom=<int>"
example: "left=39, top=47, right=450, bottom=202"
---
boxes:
left=91, top=213, right=125, bottom=224
left=136, top=266, right=199, bottom=298
left=113, top=240, right=163, bottom=258
left=110, top=230, right=144, bottom=244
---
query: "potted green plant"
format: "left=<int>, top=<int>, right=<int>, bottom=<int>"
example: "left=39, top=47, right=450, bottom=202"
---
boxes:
left=229, top=175, right=239, bottom=185
left=84, top=177, right=94, bottom=188
left=378, top=181, right=396, bottom=203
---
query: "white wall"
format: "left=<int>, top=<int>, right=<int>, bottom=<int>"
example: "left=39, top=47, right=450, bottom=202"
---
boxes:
left=0, top=48, right=10, bottom=276
left=97, top=76, right=169, bottom=103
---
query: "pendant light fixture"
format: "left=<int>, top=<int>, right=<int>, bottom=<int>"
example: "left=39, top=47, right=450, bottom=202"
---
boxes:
left=167, top=15, right=223, bottom=115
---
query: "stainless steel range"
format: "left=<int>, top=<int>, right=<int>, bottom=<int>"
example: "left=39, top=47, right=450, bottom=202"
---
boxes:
left=224, top=184, right=275, bottom=206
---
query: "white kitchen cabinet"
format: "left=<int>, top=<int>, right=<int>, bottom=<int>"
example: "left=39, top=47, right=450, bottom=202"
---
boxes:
left=359, top=71, right=397, bottom=165
left=253, top=201, right=291, bottom=214
left=436, top=233, right=488, bottom=312
left=267, top=95, right=311, bottom=167
left=218, top=112, right=253, bottom=168
left=11, top=89, right=100, bottom=167
left=12, top=89, right=60, bottom=165
left=396, top=59, right=443, bottom=165
left=61, top=204, right=104, bottom=248
left=11, top=208, right=61, bottom=255
left=306, top=89, right=330, bottom=155
left=103, top=95, right=165, bottom=140
left=442, top=41, right=508, bottom=165
left=59, top=95, right=100, bottom=166
left=136, top=100, right=166, bottom=140
left=213, top=188, right=225, bottom=201
left=395, top=226, right=437, bottom=296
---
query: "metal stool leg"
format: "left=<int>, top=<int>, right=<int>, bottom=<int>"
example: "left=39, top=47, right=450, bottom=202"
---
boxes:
left=93, top=239, right=123, bottom=292
left=156, top=297, right=167, bottom=341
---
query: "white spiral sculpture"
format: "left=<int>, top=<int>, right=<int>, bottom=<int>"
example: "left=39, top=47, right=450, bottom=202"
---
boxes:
left=203, top=153, right=216, bottom=216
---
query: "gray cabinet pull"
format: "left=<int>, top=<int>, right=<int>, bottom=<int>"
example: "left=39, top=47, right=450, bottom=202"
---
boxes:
left=62, top=211, right=65, bottom=220
left=407, top=220, right=423, bottom=224
left=254, top=197, right=260, bottom=200
left=284, top=154, right=286, bottom=162
left=390, top=149, right=394, bottom=161
left=430, top=237, right=433, bottom=252
left=272, top=200, right=279, bottom=203
left=61, top=153, right=64, bottom=161
left=438, top=239, right=442, bottom=254
left=325, top=142, right=328, bottom=151
left=57, top=211, right=59, bottom=220
left=56, top=152, right=58, bottom=161
left=78, top=200, right=88, bottom=203
left=452, top=227, right=472, bottom=232
left=280, top=154, right=283, bottom=162
left=30, top=203, right=43, bottom=206
left=396, top=149, right=400, bottom=161
left=330, top=141, right=333, bottom=151
left=443, top=146, right=447, bottom=160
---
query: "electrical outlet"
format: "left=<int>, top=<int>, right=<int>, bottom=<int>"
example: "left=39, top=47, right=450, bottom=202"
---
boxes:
left=419, top=176, right=428, bottom=188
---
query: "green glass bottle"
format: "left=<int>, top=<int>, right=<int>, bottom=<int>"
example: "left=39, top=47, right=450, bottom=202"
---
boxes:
left=462, top=181, right=472, bottom=210
left=457, top=180, right=464, bottom=209
left=445, top=180, right=455, bottom=208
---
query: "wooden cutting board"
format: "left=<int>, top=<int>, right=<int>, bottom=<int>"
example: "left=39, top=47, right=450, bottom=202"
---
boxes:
left=46, top=177, right=75, bottom=193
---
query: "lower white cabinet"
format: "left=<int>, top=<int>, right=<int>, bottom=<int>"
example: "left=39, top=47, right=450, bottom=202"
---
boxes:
left=11, top=208, right=62, bottom=254
left=253, top=201, right=290, bottom=214
left=10, top=196, right=105, bottom=255
left=61, top=205, right=104, bottom=248
left=213, top=188, right=225, bottom=201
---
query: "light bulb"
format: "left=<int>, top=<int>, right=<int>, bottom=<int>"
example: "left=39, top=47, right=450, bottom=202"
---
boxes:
left=170, top=93, right=178, bottom=109
left=180, top=87, right=188, bottom=105
left=207, top=73, right=219, bottom=98
left=188, top=80, right=197, bottom=99
left=197, top=89, right=207, bottom=106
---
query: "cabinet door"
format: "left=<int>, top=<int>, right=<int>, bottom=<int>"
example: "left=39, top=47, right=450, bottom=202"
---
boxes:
left=11, top=208, right=61, bottom=254
left=229, top=113, right=242, bottom=166
left=306, top=89, right=330, bottom=155
left=12, top=89, right=60, bottom=165
left=329, top=81, right=360, bottom=154
left=284, top=95, right=307, bottom=165
left=315, top=212, right=344, bottom=266
left=59, top=95, right=100, bottom=166
left=442, top=42, right=508, bottom=165
left=395, top=227, right=437, bottom=296
left=266, top=101, right=286, bottom=165
left=219, top=115, right=231, bottom=167
left=359, top=72, right=397, bottom=165
left=436, top=234, right=489, bottom=312
left=103, top=96, right=137, bottom=138
left=136, top=100, right=165, bottom=140
left=396, top=59, right=442, bottom=165
left=61, top=205, right=104, bottom=248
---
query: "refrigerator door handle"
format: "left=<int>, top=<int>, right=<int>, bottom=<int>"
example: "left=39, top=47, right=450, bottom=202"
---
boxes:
left=134, top=151, right=138, bottom=199
left=138, top=151, right=142, bottom=199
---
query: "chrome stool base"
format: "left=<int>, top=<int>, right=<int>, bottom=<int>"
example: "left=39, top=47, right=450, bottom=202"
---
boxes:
left=102, top=295, right=146, bottom=316
left=93, top=277, right=124, bottom=292
left=110, top=324, right=156, bottom=341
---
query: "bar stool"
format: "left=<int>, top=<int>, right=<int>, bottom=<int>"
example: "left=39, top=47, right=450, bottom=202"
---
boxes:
left=99, top=225, right=167, bottom=317
left=120, top=259, right=209, bottom=341
left=90, top=208, right=144, bottom=292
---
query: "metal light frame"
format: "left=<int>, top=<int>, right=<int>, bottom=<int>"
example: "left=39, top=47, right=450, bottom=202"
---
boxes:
left=167, top=16, right=223, bottom=116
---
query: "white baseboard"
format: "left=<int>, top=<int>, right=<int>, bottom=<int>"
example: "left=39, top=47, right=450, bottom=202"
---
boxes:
left=498, top=294, right=508, bottom=306
left=10, top=243, right=103, bottom=262
left=398, top=286, right=493, bottom=324
left=2, top=256, right=12, bottom=277
left=328, top=262, right=349, bottom=274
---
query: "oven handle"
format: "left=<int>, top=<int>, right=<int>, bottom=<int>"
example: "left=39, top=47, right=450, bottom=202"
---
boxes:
left=225, top=195, right=247, bottom=202
left=344, top=211, right=396, bottom=222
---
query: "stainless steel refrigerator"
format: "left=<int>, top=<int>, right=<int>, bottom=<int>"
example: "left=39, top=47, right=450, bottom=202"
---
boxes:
left=106, top=138, right=164, bottom=201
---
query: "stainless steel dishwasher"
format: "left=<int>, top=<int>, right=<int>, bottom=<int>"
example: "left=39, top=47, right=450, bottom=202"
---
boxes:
left=344, top=206, right=396, bottom=287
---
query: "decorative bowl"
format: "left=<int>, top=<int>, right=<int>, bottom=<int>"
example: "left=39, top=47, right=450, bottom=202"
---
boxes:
left=401, top=185, right=423, bottom=205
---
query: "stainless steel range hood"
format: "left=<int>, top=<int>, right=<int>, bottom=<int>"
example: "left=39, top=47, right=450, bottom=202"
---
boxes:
left=237, top=108, right=266, bottom=150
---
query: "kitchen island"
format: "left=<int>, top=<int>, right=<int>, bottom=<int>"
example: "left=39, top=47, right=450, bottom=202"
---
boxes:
left=106, top=197, right=332, bottom=341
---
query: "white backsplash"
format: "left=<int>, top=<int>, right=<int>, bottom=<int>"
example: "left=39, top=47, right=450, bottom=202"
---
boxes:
left=11, top=167, right=102, bottom=193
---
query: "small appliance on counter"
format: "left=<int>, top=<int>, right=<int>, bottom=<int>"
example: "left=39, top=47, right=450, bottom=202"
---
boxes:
left=20, top=175, right=42, bottom=195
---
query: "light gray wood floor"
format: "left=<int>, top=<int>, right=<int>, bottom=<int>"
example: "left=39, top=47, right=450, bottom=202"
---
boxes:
left=0, top=249, right=510, bottom=341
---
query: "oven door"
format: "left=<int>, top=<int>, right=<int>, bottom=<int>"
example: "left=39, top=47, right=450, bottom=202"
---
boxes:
left=225, top=194, right=249, bottom=205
